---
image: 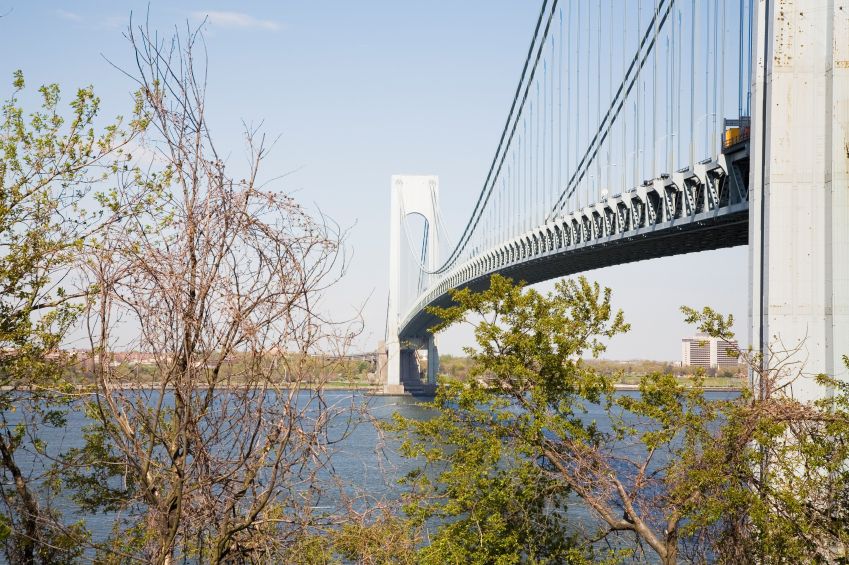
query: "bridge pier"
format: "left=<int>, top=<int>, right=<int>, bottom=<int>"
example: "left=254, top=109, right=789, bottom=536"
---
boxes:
left=399, top=348, right=420, bottom=389
left=379, top=340, right=436, bottom=395
left=750, top=0, right=849, bottom=401
left=426, top=334, right=439, bottom=385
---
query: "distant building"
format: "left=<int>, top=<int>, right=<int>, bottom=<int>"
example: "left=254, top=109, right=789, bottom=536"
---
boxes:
left=681, top=334, right=740, bottom=369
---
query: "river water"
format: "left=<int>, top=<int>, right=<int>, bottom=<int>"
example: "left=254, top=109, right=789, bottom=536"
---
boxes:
left=5, top=391, right=434, bottom=546
left=5, top=389, right=737, bottom=561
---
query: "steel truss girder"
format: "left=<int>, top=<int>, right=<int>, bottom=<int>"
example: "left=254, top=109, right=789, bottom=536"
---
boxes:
left=400, top=148, right=750, bottom=340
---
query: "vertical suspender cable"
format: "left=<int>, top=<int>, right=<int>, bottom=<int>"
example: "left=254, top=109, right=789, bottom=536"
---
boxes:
left=484, top=181, right=488, bottom=252
left=566, top=1, right=572, bottom=212
left=500, top=176, right=505, bottom=245
left=700, top=0, right=706, bottom=155
left=653, top=0, right=658, bottom=178
left=535, top=86, right=539, bottom=230
left=585, top=1, right=590, bottom=207
left=690, top=0, right=696, bottom=166
left=542, top=63, right=547, bottom=223
left=550, top=33, right=555, bottom=217
left=666, top=28, right=670, bottom=171
left=634, top=4, right=639, bottom=188
left=504, top=173, right=508, bottom=242
left=676, top=7, right=681, bottom=170
left=489, top=162, right=493, bottom=249
left=503, top=156, right=506, bottom=244
left=586, top=1, right=592, bottom=206
left=738, top=0, right=744, bottom=119
left=497, top=155, right=500, bottom=245
left=596, top=0, right=601, bottom=203
left=512, top=145, right=517, bottom=238
left=558, top=8, right=563, bottom=218
left=712, top=0, right=719, bottom=157
left=623, top=2, right=628, bottom=192
left=575, top=2, right=583, bottom=208
left=488, top=167, right=492, bottom=250
left=665, top=8, right=675, bottom=173
left=483, top=182, right=487, bottom=252
left=704, top=0, right=709, bottom=156
left=636, top=0, right=642, bottom=186
left=667, top=13, right=672, bottom=171
left=747, top=0, right=753, bottom=115
left=525, top=117, right=529, bottom=233
left=515, top=141, right=519, bottom=238
left=706, top=0, right=711, bottom=156
left=720, top=0, right=726, bottom=153
left=608, top=0, right=613, bottom=196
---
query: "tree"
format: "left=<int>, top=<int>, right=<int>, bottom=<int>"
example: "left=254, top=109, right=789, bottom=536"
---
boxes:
left=64, top=21, right=358, bottom=563
left=390, top=275, right=630, bottom=564
left=0, top=70, right=141, bottom=562
left=392, top=275, right=849, bottom=564
left=682, top=307, right=849, bottom=562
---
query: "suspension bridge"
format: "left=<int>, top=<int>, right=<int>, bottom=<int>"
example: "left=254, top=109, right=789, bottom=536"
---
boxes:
left=382, top=0, right=848, bottom=401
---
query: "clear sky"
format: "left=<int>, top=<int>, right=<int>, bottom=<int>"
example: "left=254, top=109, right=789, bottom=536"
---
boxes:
left=0, top=1, right=749, bottom=361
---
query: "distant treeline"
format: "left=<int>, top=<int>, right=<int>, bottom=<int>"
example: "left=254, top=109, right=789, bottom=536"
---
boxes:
left=57, top=350, right=376, bottom=386
left=439, top=354, right=745, bottom=383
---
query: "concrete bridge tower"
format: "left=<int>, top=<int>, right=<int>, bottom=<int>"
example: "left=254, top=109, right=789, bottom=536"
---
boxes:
left=385, top=175, right=440, bottom=394
left=750, top=0, right=849, bottom=400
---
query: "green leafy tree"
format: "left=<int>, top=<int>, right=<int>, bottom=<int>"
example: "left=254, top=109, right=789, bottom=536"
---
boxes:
left=0, top=71, right=141, bottom=562
left=391, top=276, right=849, bottom=564
left=390, top=275, right=631, bottom=564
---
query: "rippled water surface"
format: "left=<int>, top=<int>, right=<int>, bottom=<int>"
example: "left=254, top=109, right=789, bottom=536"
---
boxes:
left=7, top=389, right=737, bottom=561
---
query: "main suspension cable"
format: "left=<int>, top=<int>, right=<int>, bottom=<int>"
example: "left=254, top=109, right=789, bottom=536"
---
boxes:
left=426, top=0, right=557, bottom=274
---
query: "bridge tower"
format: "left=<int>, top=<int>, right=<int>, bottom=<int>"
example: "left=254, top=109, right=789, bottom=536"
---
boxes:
left=750, top=0, right=849, bottom=401
left=386, top=175, right=440, bottom=394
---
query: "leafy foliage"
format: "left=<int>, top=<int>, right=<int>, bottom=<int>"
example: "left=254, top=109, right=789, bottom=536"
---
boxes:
left=392, top=275, right=849, bottom=564
left=683, top=308, right=849, bottom=562
left=0, top=70, right=140, bottom=563
left=389, top=275, right=629, bottom=564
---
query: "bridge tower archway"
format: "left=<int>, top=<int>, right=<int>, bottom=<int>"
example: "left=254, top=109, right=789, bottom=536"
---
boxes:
left=386, top=175, right=440, bottom=394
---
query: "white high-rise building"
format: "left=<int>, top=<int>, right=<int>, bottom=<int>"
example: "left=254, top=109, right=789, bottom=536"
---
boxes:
left=681, top=334, right=740, bottom=369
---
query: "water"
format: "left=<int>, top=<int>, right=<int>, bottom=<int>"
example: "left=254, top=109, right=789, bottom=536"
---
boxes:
left=3, top=389, right=737, bottom=561
left=2, top=391, right=435, bottom=546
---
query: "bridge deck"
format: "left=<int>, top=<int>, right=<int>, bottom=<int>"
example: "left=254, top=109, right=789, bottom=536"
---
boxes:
left=400, top=148, right=750, bottom=340
left=400, top=203, right=748, bottom=338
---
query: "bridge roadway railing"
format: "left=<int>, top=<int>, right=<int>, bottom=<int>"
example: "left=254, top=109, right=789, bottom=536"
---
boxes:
left=399, top=144, right=750, bottom=340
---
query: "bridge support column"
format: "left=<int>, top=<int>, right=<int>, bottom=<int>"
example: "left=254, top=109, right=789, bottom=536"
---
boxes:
left=426, top=335, right=439, bottom=385
left=750, top=0, right=849, bottom=401
left=385, top=337, right=402, bottom=393
left=399, top=348, right=419, bottom=387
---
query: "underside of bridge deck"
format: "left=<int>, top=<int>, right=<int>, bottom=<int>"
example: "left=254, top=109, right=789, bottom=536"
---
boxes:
left=400, top=204, right=748, bottom=340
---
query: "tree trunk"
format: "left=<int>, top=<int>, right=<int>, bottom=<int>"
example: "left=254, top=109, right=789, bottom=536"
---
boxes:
left=0, top=435, right=38, bottom=564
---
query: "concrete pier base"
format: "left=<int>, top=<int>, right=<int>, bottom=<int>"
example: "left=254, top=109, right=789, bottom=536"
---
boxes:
left=382, top=384, right=407, bottom=395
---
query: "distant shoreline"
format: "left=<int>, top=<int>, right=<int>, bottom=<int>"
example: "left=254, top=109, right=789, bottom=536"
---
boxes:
left=2, top=382, right=743, bottom=394
left=0, top=383, right=381, bottom=393
left=612, top=383, right=742, bottom=392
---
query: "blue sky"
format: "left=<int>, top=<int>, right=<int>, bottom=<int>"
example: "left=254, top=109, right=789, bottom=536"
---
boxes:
left=0, top=1, right=748, bottom=360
